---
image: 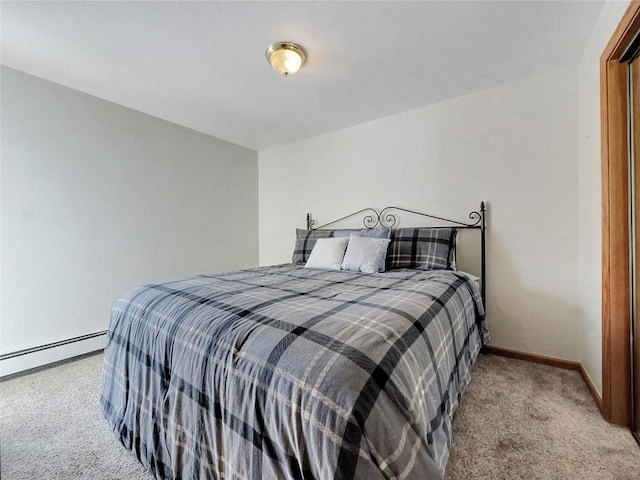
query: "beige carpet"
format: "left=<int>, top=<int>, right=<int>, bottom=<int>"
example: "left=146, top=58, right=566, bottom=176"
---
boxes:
left=0, top=353, right=152, bottom=480
left=1, top=353, right=638, bottom=479
left=445, top=355, right=640, bottom=479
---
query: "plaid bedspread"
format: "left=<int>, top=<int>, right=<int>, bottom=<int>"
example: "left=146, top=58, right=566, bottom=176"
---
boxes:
left=101, top=264, right=487, bottom=480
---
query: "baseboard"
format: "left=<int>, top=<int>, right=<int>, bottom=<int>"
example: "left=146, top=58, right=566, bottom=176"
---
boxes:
left=483, top=345, right=581, bottom=370
left=578, top=363, right=604, bottom=414
left=483, top=345, right=603, bottom=414
left=0, top=349, right=104, bottom=382
left=0, top=333, right=107, bottom=377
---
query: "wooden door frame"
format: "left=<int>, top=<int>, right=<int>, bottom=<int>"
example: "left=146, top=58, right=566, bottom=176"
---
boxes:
left=601, top=1, right=640, bottom=427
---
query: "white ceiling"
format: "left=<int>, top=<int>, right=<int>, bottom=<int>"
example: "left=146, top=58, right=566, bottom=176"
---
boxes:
left=1, top=1, right=604, bottom=151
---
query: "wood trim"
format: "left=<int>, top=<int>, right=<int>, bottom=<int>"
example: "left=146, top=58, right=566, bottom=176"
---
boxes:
left=602, top=2, right=640, bottom=61
left=484, top=346, right=603, bottom=414
left=600, top=1, right=640, bottom=427
left=601, top=57, right=632, bottom=426
left=484, top=346, right=582, bottom=371
left=579, top=363, right=604, bottom=414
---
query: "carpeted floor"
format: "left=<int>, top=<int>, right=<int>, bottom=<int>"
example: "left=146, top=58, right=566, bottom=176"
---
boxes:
left=445, top=355, right=640, bottom=479
left=1, top=353, right=638, bottom=479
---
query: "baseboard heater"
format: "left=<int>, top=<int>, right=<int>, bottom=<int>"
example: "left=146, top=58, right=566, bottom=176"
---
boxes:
left=0, top=330, right=108, bottom=361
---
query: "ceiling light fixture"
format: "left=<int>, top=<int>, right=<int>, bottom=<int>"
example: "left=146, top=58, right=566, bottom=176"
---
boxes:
left=265, top=42, right=306, bottom=76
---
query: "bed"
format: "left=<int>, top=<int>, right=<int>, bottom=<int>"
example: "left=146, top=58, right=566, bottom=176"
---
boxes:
left=101, top=204, right=489, bottom=480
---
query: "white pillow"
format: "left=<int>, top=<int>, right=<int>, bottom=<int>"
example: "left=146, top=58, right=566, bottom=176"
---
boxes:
left=304, top=237, right=350, bottom=270
left=341, top=235, right=391, bottom=274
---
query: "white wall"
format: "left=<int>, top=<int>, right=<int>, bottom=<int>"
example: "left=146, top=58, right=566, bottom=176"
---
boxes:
left=578, top=1, right=629, bottom=396
left=260, top=67, right=581, bottom=361
left=1, top=67, right=259, bottom=375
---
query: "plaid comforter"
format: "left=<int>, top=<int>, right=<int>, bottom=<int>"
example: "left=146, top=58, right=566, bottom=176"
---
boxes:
left=101, top=264, right=487, bottom=480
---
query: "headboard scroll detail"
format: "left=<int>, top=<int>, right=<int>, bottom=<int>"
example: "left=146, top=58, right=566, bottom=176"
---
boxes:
left=307, top=202, right=485, bottom=231
left=378, top=204, right=484, bottom=229
left=307, top=208, right=380, bottom=230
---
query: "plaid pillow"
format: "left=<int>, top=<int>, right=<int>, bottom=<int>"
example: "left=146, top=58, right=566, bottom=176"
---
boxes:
left=386, top=227, right=457, bottom=271
left=292, top=229, right=335, bottom=264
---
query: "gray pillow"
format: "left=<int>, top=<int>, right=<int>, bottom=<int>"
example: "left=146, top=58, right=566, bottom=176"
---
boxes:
left=341, top=235, right=391, bottom=274
left=334, top=226, right=391, bottom=271
left=334, top=226, right=391, bottom=239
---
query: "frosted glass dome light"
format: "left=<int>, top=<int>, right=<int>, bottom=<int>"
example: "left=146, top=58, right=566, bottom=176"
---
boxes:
left=265, top=42, right=306, bottom=76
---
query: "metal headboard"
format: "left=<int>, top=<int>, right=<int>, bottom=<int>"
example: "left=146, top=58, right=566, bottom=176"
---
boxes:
left=306, top=202, right=487, bottom=309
